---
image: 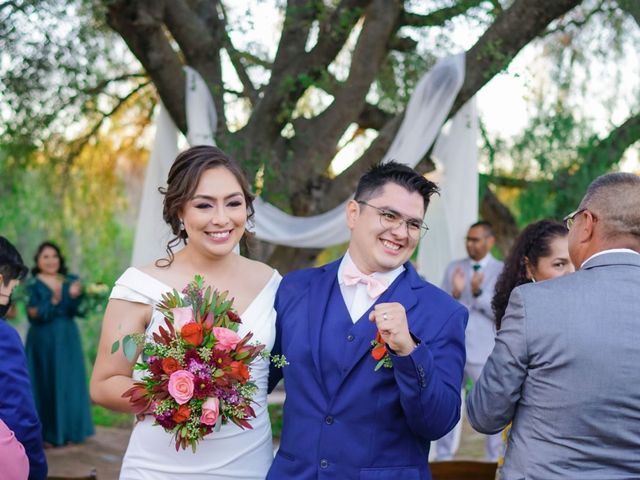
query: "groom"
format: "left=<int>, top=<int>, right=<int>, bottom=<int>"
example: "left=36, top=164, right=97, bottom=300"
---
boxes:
left=268, top=161, right=467, bottom=479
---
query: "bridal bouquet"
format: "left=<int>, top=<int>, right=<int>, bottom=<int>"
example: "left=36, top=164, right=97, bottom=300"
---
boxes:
left=112, top=275, right=286, bottom=451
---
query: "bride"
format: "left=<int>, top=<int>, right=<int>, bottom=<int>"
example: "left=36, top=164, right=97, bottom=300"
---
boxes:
left=91, top=145, right=280, bottom=479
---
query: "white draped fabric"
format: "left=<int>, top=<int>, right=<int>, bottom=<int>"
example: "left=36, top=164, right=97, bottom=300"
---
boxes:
left=131, top=55, right=478, bottom=284
left=131, top=106, right=178, bottom=267
left=419, top=100, right=479, bottom=283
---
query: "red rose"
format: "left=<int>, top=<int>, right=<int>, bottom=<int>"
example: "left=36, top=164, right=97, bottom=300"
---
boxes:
left=172, top=404, right=191, bottom=424
left=181, top=322, right=204, bottom=346
left=229, top=361, right=250, bottom=384
left=162, top=357, right=180, bottom=375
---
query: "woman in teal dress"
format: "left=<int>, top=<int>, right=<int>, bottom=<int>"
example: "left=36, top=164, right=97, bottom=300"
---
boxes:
left=26, top=241, right=94, bottom=446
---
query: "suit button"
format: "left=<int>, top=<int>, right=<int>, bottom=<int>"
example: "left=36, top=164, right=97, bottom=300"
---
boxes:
left=320, top=459, right=329, bottom=468
left=347, top=334, right=354, bottom=341
left=325, top=416, right=334, bottom=425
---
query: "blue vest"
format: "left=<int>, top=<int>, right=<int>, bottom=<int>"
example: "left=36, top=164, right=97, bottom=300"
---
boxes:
left=319, top=276, right=402, bottom=396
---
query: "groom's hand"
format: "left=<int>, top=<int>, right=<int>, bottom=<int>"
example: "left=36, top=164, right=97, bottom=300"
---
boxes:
left=369, top=302, right=416, bottom=356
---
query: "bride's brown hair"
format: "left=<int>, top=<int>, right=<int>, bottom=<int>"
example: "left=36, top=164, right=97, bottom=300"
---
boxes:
left=156, top=145, right=255, bottom=267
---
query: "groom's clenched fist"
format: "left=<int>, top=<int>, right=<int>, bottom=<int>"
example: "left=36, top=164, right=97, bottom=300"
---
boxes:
left=369, top=302, right=417, bottom=356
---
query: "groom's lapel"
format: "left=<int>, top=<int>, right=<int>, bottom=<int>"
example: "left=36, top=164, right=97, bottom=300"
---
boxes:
left=339, top=266, right=419, bottom=385
left=307, top=259, right=341, bottom=397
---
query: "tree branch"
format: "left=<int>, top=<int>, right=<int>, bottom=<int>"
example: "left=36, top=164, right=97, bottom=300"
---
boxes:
left=357, top=103, right=394, bottom=130
left=243, top=0, right=371, bottom=152
left=164, top=0, right=227, bottom=132
left=306, top=0, right=584, bottom=214
left=450, top=0, right=582, bottom=117
left=479, top=186, right=519, bottom=255
left=324, top=114, right=403, bottom=208
left=399, top=0, right=485, bottom=28
left=82, top=72, right=148, bottom=95
left=106, top=0, right=188, bottom=133
left=222, top=33, right=258, bottom=103
left=542, top=1, right=610, bottom=37
left=617, top=0, right=640, bottom=26
left=289, top=0, right=402, bottom=191
left=67, top=80, right=152, bottom=164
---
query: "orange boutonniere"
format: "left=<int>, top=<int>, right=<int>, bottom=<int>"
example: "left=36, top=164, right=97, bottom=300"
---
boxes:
left=371, top=331, right=393, bottom=371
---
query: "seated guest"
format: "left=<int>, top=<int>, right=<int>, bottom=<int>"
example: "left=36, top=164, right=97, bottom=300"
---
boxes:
left=0, top=418, right=29, bottom=480
left=0, top=236, right=48, bottom=480
left=468, top=173, right=640, bottom=479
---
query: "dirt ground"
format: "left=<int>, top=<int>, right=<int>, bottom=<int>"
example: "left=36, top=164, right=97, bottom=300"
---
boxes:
left=46, top=421, right=486, bottom=479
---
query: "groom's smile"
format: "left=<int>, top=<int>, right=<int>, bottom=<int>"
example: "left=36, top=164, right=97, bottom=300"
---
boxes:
left=347, top=182, right=425, bottom=274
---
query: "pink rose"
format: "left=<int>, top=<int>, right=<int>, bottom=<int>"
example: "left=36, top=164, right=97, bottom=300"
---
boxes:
left=168, top=370, right=195, bottom=405
left=200, top=397, right=220, bottom=426
left=172, top=307, right=194, bottom=330
left=212, top=327, right=241, bottom=352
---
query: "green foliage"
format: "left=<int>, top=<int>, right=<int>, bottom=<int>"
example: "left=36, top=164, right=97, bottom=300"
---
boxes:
left=0, top=0, right=140, bottom=145
left=268, top=403, right=283, bottom=440
left=91, top=404, right=132, bottom=429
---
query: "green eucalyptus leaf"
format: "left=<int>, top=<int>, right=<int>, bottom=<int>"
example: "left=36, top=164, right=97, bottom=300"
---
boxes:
left=123, top=334, right=138, bottom=362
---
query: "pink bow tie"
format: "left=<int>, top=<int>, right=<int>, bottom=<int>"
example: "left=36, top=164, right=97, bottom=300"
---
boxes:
left=342, top=263, right=389, bottom=298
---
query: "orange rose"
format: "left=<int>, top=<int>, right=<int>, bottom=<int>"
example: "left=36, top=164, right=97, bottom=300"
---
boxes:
left=229, top=361, right=250, bottom=384
left=371, top=344, right=387, bottom=361
left=161, top=357, right=180, bottom=375
left=181, top=322, right=204, bottom=346
left=371, top=331, right=387, bottom=361
left=172, top=404, right=191, bottom=424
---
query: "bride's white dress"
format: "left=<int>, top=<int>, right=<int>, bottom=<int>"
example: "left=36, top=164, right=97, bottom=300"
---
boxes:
left=110, top=267, right=281, bottom=480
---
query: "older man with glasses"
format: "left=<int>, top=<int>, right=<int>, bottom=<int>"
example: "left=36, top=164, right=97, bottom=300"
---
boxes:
left=468, top=172, right=640, bottom=479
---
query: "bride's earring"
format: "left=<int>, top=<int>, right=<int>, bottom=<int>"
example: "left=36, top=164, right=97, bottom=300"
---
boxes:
left=179, top=219, right=185, bottom=231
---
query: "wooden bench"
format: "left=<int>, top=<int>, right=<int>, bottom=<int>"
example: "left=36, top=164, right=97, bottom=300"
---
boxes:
left=430, top=461, right=497, bottom=480
left=48, top=469, right=97, bottom=480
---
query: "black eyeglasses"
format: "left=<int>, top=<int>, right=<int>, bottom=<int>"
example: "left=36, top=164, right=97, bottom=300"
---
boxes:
left=357, top=201, right=429, bottom=239
left=563, top=208, right=588, bottom=230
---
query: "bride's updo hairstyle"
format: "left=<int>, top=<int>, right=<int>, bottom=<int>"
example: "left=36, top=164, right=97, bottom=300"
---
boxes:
left=157, top=145, right=255, bottom=267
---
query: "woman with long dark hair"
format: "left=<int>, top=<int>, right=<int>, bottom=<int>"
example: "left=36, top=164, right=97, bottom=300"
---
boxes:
left=26, top=241, right=94, bottom=447
left=492, top=220, right=574, bottom=330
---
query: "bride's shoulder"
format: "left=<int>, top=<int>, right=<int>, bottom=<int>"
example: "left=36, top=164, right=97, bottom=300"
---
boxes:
left=237, top=257, right=279, bottom=283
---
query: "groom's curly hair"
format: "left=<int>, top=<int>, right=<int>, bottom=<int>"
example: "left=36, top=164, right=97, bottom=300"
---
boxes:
left=354, top=160, right=439, bottom=212
left=157, top=145, right=255, bottom=267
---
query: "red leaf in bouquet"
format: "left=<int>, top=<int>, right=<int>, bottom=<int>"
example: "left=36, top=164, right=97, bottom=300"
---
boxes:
left=164, top=317, right=176, bottom=336
left=162, top=357, right=180, bottom=375
left=172, top=404, right=191, bottom=424
left=122, top=383, right=152, bottom=414
left=243, top=404, right=256, bottom=419
left=231, top=416, right=254, bottom=430
left=148, top=357, right=164, bottom=377
left=181, top=322, right=204, bottom=346
left=235, top=332, right=254, bottom=348
left=228, top=361, right=250, bottom=384
left=227, top=310, right=242, bottom=323
left=158, top=324, right=174, bottom=345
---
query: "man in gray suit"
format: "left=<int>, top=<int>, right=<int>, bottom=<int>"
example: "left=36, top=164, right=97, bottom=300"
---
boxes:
left=468, top=172, right=640, bottom=479
left=436, top=221, right=503, bottom=461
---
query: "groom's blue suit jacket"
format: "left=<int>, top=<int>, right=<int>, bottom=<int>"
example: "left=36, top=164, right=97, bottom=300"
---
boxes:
left=268, top=259, right=468, bottom=480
